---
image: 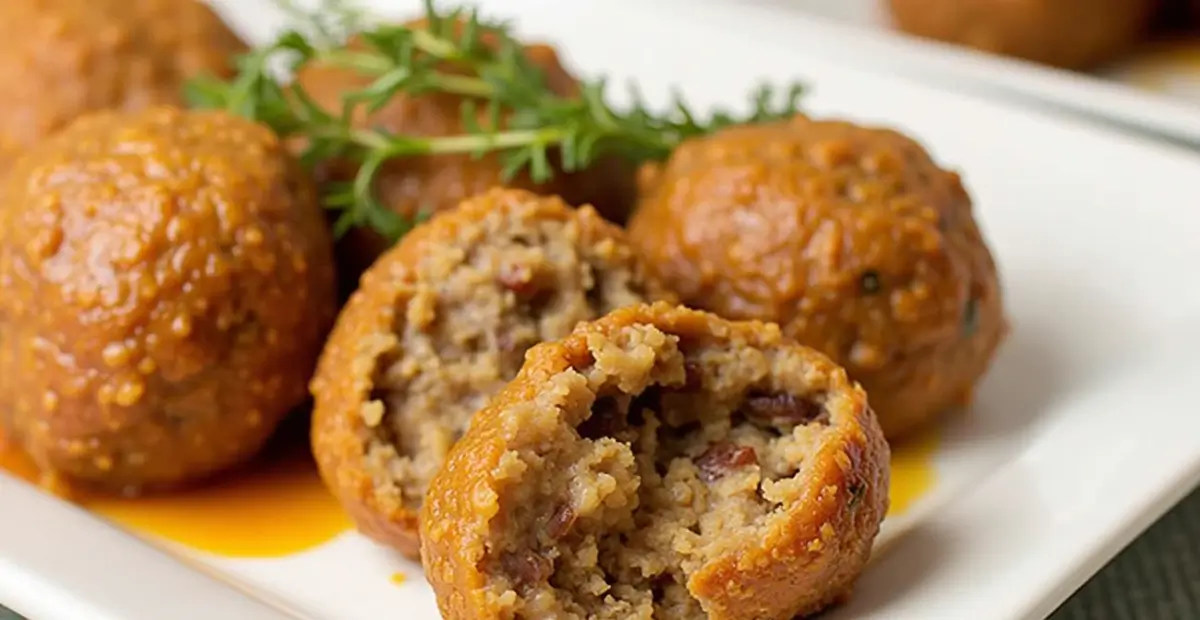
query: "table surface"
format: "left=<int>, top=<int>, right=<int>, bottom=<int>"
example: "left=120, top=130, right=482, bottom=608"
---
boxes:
left=1, top=485, right=1196, bottom=619
left=1049, top=486, right=1199, bottom=619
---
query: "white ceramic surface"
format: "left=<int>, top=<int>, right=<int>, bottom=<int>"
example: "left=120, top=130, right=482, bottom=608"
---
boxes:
left=2, top=1, right=1200, bottom=619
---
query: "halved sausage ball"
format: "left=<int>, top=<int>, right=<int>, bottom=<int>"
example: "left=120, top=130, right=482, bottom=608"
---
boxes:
left=420, top=302, right=889, bottom=620
left=0, top=0, right=247, bottom=171
left=309, top=188, right=671, bottom=559
left=0, top=107, right=337, bottom=493
left=886, top=0, right=1156, bottom=70
left=627, top=115, right=1007, bottom=440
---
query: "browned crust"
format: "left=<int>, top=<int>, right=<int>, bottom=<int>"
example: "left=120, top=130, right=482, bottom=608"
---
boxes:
left=309, top=188, right=670, bottom=560
left=419, top=302, right=890, bottom=620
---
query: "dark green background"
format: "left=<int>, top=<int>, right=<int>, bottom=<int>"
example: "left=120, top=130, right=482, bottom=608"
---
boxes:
left=1, top=487, right=1196, bottom=619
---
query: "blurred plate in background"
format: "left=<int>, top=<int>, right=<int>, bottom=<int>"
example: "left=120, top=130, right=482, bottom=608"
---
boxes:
left=712, top=0, right=1200, bottom=145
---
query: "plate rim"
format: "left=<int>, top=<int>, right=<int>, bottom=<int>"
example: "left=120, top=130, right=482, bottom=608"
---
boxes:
left=3, top=2, right=1200, bottom=620
left=672, top=0, right=1200, bottom=148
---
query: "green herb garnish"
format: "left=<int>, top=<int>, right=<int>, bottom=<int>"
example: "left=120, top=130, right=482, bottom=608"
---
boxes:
left=187, top=0, right=806, bottom=242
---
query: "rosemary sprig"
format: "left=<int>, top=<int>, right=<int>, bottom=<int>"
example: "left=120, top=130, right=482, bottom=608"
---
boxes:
left=186, top=0, right=806, bottom=242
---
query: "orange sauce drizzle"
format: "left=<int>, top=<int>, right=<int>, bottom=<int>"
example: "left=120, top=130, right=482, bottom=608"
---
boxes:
left=1, top=418, right=941, bottom=559
left=886, top=425, right=940, bottom=517
left=0, top=424, right=350, bottom=559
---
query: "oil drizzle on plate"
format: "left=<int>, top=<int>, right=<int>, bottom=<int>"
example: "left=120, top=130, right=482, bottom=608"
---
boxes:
left=886, top=426, right=940, bottom=517
left=0, top=421, right=350, bottom=559
left=1, top=418, right=940, bottom=559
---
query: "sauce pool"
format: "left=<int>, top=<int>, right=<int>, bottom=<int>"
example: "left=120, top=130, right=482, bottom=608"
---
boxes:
left=0, top=422, right=938, bottom=559
left=886, top=426, right=940, bottom=517
left=0, top=422, right=350, bottom=559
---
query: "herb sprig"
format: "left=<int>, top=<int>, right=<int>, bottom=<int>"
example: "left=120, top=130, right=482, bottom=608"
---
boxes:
left=187, top=0, right=806, bottom=241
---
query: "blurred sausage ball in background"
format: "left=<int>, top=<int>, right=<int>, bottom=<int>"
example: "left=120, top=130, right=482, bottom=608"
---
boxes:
left=886, top=0, right=1157, bottom=70
left=0, top=0, right=247, bottom=172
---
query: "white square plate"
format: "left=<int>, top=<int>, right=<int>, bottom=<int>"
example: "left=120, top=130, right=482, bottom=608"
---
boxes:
left=2, top=1, right=1200, bottom=619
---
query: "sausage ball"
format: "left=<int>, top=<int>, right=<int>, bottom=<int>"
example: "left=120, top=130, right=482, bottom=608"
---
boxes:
left=0, top=107, right=338, bottom=493
left=627, top=115, right=1007, bottom=440
left=886, top=0, right=1157, bottom=70
left=0, top=0, right=247, bottom=172
left=310, top=188, right=672, bottom=560
left=421, top=303, right=889, bottom=620
left=297, top=19, right=636, bottom=282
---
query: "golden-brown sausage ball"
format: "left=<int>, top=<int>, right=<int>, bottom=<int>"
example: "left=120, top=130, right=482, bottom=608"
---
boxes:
left=0, top=0, right=247, bottom=171
left=886, top=0, right=1157, bottom=70
left=627, top=115, right=1008, bottom=440
left=0, top=107, right=337, bottom=493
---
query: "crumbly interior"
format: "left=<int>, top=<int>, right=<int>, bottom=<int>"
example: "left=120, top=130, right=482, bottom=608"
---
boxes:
left=484, top=324, right=835, bottom=619
left=362, top=208, right=651, bottom=512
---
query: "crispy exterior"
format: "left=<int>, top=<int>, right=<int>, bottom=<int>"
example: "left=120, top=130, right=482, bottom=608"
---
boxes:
left=297, top=19, right=636, bottom=282
left=0, top=107, right=337, bottom=492
left=420, top=302, right=890, bottom=620
left=887, top=0, right=1156, bottom=69
left=310, top=188, right=668, bottom=560
left=627, top=115, right=1007, bottom=440
left=0, top=0, right=246, bottom=172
